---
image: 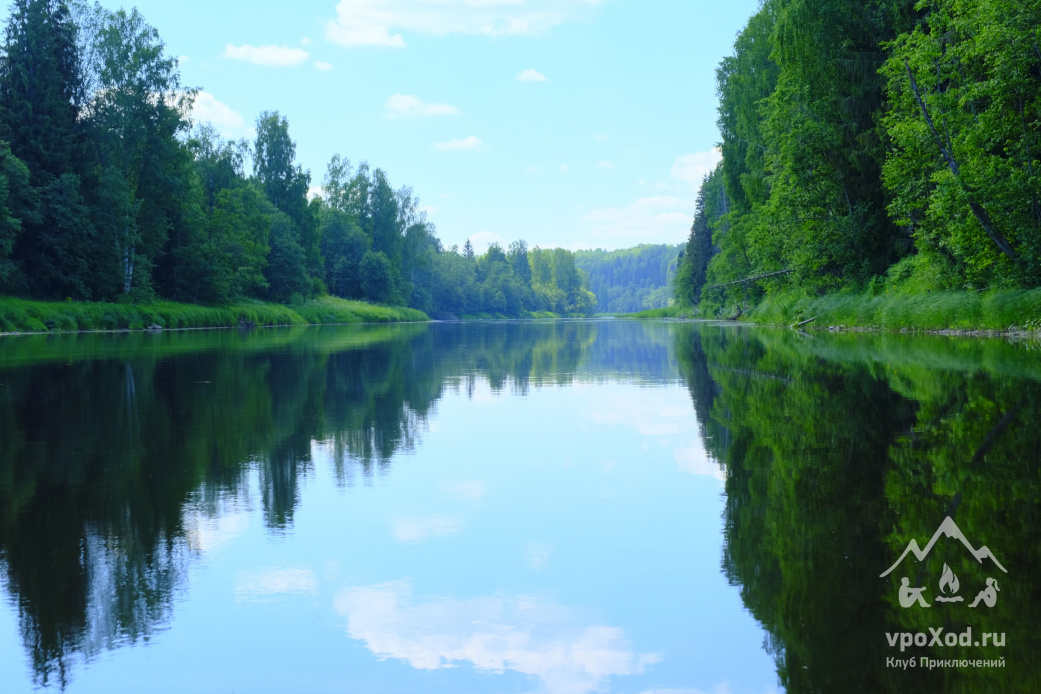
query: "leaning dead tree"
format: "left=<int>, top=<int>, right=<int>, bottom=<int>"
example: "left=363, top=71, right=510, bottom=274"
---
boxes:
left=904, top=60, right=1020, bottom=266
left=704, top=269, right=792, bottom=293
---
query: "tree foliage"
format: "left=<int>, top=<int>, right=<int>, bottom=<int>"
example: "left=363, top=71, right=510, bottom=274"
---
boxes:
left=574, top=244, right=680, bottom=313
left=676, top=0, right=1041, bottom=311
left=0, top=2, right=599, bottom=316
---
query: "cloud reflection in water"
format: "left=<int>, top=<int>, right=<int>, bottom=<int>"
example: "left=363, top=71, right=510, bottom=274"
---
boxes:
left=335, top=582, right=660, bottom=694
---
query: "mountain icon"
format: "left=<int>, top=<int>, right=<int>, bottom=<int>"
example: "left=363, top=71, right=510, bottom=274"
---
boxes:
left=880, top=516, right=1008, bottom=578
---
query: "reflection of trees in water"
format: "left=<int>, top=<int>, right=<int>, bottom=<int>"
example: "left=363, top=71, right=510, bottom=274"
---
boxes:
left=0, top=320, right=675, bottom=685
left=677, top=327, right=1041, bottom=693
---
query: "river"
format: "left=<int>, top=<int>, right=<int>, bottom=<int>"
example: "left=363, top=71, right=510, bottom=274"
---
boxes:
left=0, top=320, right=1038, bottom=692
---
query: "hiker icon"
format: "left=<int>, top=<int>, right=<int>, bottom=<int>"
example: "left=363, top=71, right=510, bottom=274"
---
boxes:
left=899, top=577, right=931, bottom=608
left=969, top=578, right=1000, bottom=608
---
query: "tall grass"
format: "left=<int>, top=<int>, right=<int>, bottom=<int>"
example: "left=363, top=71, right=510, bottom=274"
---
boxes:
left=0, top=296, right=428, bottom=334
left=750, top=288, right=1041, bottom=331
left=624, top=306, right=698, bottom=319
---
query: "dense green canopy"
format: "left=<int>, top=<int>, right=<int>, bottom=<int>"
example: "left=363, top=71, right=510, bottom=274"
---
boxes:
left=0, top=1, right=595, bottom=318
left=675, top=0, right=1041, bottom=314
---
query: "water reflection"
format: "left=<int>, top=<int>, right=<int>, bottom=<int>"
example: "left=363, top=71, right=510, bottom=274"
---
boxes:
left=0, top=320, right=677, bottom=687
left=335, top=582, right=660, bottom=694
left=677, top=326, right=1041, bottom=692
left=3, top=320, right=1040, bottom=691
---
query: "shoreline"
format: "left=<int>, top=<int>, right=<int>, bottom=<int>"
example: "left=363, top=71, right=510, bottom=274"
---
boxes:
left=0, top=320, right=432, bottom=338
left=629, top=287, right=1041, bottom=340
left=0, top=296, right=429, bottom=337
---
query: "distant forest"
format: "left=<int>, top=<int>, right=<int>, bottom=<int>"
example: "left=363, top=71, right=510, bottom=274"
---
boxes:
left=0, top=0, right=596, bottom=318
left=575, top=244, right=680, bottom=313
left=675, top=0, right=1041, bottom=312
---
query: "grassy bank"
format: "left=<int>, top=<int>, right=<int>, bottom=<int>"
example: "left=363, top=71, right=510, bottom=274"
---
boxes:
left=747, top=288, right=1041, bottom=332
left=625, top=306, right=698, bottom=319
left=0, top=296, right=428, bottom=334
left=625, top=288, right=1041, bottom=333
left=455, top=310, right=570, bottom=320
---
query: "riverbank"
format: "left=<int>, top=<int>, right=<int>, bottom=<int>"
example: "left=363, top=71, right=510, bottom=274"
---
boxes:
left=749, top=288, right=1041, bottom=334
left=0, top=296, right=428, bottom=335
left=625, top=306, right=697, bottom=319
left=628, top=288, right=1041, bottom=336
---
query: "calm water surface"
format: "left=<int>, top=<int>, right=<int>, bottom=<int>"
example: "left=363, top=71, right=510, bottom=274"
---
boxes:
left=0, top=320, right=1039, bottom=693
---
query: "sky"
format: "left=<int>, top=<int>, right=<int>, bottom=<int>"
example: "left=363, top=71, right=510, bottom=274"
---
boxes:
left=92, top=0, right=763, bottom=253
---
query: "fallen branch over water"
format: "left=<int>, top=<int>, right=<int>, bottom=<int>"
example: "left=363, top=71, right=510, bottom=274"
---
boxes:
left=705, top=269, right=792, bottom=293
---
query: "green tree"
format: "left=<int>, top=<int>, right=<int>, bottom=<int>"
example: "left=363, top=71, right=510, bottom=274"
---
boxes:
left=81, top=5, right=199, bottom=300
left=0, top=141, right=36, bottom=290
left=253, top=111, right=318, bottom=282
left=0, top=0, right=94, bottom=298
left=265, top=212, right=309, bottom=303
left=675, top=176, right=717, bottom=307
left=0, top=0, right=84, bottom=181
left=320, top=206, right=369, bottom=299
left=194, top=187, right=270, bottom=304
left=881, top=0, right=1041, bottom=287
left=360, top=249, right=393, bottom=303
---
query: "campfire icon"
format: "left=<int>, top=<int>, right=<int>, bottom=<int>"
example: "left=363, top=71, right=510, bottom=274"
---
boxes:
left=935, top=563, right=964, bottom=603
left=882, top=517, right=1007, bottom=610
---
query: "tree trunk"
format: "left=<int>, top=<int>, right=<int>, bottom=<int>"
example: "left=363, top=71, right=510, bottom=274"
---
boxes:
left=904, top=60, right=1021, bottom=266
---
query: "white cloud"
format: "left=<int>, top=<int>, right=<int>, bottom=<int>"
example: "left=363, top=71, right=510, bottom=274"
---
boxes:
left=177, top=55, right=190, bottom=63
left=326, top=0, right=604, bottom=48
left=560, top=164, right=569, bottom=172
left=223, top=44, right=310, bottom=66
left=419, top=204, right=439, bottom=215
left=524, top=165, right=541, bottom=173
left=594, top=134, right=609, bottom=142
left=386, top=93, right=460, bottom=118
left=597, top=161, right=612, bottom=169
left=235, top=568, right=318, bottom=601
left=301, top=36, right=313, bottom=45
left=191, top=91, right=248, bottom=138
left=335, top=582, right=660, bottom=694
left=469, top=231, right=507, bottom=254
left=582, top=195, right=691, bottom=245
left=314, top=60, right=334, bottom=71
left=670, top=148, right=722, bottom=187
left=517, top=68, right=548, bottom=82
left=433, top=135, right=483, bottom=151
left=579, top=149, right=719, bottom=247
left=392, top=515, right=462, bottom=543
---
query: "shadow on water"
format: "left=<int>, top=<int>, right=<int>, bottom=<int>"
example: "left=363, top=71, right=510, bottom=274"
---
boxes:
left=676, top=324, right=1041, bottom=693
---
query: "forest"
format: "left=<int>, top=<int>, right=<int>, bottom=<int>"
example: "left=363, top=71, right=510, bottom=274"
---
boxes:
left=0, top=0, right=596, bottom=319
left=574, top=244, right=679, bottom=313
left=675, top=0, right=1041, bottom=316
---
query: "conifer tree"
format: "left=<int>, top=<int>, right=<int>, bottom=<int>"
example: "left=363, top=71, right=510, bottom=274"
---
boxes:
left=0, top=0, right=93, bottom=298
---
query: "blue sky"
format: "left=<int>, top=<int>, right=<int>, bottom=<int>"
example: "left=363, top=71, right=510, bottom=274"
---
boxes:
left=98, top=0, right=762, bottom=252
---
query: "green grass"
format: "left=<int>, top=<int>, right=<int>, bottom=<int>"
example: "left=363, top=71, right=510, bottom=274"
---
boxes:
left=748, top=287, right=1041, bottom=331
left=456, top=310, right=568, bottom=320
left=624, top=305, right=699, bottom=319
left=0, top=296, right=428, bottom=334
